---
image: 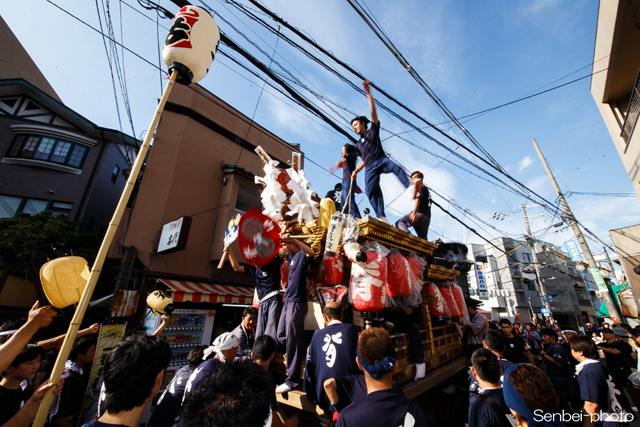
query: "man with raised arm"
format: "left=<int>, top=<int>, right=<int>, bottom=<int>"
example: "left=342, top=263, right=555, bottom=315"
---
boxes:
left=350, top=80, right=412, bottom=224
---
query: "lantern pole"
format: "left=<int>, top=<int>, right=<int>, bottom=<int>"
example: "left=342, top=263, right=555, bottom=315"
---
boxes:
left=33, top=69, right=179, bottom=427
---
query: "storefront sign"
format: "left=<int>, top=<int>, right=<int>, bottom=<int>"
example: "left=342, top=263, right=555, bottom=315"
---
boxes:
left=564, top=240, right=583, bottom=262
left=590, top=267, right=608, bottom=292
left=475, top=262, right=488, bottom=300
left=157, top=216, right=192, bottom=253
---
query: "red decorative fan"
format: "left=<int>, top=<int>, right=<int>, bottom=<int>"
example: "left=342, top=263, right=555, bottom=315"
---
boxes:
left=238, top=210, right=281, bottom=267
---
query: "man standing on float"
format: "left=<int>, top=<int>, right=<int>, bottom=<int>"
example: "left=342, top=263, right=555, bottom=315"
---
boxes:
left=351, top=80, right=412, bottom=224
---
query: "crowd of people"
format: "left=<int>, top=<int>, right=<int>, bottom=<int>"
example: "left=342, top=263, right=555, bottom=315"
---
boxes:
left=465, top=313, right=640, bottom=427
left=6, top=295, right=639, bottom=427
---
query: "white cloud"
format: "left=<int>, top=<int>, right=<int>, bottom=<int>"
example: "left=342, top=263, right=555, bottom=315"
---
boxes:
left=525, top=174, right=551, bottom=193
left=517, top=155, right=534, bottom=172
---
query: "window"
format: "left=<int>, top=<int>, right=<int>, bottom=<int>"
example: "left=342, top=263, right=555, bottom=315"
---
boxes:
left=522, top=253, right=533, bottom=263
left=112, top=165, right=120, bottom=183
left=21, top=199, right=48, bottom=215
left=0, top=195, right=73, bottom=218
left=235, top=182, right=262, bottom=212
left=0, top=195, right=22, bottom=218
left=6, top=134, right=88, bottom=168
left=525, top=279, right=537, bottom=291
left=49, top=202, right=73, bottom=216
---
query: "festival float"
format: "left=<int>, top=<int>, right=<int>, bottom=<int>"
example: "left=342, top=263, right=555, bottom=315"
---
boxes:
left=243, top=146, right=467, bottom=414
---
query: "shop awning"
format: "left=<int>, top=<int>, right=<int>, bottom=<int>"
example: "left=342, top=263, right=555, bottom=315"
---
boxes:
left=159, top=279, right=254, bottom=305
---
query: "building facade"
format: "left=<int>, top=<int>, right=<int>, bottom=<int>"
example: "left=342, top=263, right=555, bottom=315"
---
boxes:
left=591, top=0, right=640, bottom=199
left=467, top=237, right=599, bottom=328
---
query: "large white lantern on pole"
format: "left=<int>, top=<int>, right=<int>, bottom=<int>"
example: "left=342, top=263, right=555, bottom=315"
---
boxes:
left=163, top=5, right=220, bottom=85
left=33, top=7, right=220, bottom=427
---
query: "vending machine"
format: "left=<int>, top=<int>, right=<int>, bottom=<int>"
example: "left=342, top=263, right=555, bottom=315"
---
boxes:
left=143, top=308, right=215, bottom=380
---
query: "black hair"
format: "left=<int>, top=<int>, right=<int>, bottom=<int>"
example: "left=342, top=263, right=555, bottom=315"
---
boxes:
left=69, top=336, right=96, bottom=362
left=178, top=360, right=272, bottom=427
left=483, top=329, right=506, bottom=353
left=187, top=345, right=208, bottom=367
left=343, top=144, right=357, bottom=156
left=7, top=344, right=44, bottom=370
left=410, top=171, right=424, bottom=180
left=242, top=306, right=258, bottom=318
left=620, top=323, right=632, bottom=333
left=351, top=115, right=370, bottom=128
left=323, top=303, right=342, bottom=321
left=499, top=318, right=512, bottom=326
left=102, top=332, right=172, bottom=414
left=252, top=335, right=276, bottom=362
left=569, top=336, right=599, bottom=360
left=471, top=348, right=501, bottom=384
left=631, top=329, right=640, bottom=339
left=334, top=183, right=342, bottom=190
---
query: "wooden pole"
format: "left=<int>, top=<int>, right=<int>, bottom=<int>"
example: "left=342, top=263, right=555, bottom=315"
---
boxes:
left=33, top=69, right=179, bottom=427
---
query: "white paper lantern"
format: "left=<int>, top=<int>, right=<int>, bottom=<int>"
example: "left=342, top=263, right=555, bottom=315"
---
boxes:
left=163, top=6, right=220, bottom=85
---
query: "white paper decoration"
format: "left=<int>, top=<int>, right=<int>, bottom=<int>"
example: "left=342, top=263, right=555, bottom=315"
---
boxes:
left=284, top=168, right=319, bottom=224
left=163, top=6, right=220, bottom=85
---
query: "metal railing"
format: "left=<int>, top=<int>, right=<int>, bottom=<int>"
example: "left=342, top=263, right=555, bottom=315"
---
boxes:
left=621, top=67, right=640, bottom=153
left=578, top=298, right=592, bottom=307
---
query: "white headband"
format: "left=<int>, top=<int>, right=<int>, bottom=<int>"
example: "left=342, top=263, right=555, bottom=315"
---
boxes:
left=203, top=332, right=238, bottom=362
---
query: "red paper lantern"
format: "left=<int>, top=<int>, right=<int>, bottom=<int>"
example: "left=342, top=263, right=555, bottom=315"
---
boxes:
left=406, top=256, right=423, bottom=280
left=323, top=255, right=344, bottom=285
left=439, top=283, right=461, bottom=320
left=350, top=251, right=387, bottom=312
left=386, top=253, right=411, bottom=297
left=425, top=283, right=450, bottom=319
left=451, top=284, right=466, bottom=320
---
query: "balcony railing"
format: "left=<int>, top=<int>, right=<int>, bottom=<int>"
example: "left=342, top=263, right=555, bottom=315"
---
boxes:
left=621, top=67, right=640, bottom=153
left=578, top=298, right=592, bottom=307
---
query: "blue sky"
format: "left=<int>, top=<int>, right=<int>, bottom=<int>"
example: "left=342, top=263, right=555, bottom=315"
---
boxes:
left=3, top=0, right=639, bottom=256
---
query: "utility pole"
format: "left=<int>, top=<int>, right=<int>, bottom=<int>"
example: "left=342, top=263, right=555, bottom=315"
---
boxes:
left=532, top=139, right=622, bottom=321
left=521, top=204, right=554, bottom=323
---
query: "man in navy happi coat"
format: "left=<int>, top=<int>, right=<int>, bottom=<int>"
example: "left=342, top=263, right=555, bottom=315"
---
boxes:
left=275, top=228, right=315, bottom=393
left=571, top=335, right=630, bottom=427
left=227, top=246, right=285, bottom=341
left=335, top=328, right=429, bottom=427
left=303, top=302, right=359, bottom=414
left=350, top=80, right=411, bottom=224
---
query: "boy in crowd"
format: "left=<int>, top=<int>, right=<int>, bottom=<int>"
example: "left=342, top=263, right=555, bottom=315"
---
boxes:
left=178, top=361, right=275, bottom=427
left=395, top=171, right=431, bottom=240
left=82, top=332, right=172, bottom=427
left=275, top=228, right=314, bottom=393
left=1, top=344, right=63, bottom=427
left=50, top=336, right=97, bottom=427
left=335, top=328, right=430, bottom=427
left=350, top=80, right=412, bottom=224
left=469, top=329, right=514, bottom=407
left=539, top=328, right=578, bottom=417
left=499, top=319, right=535, bottom=365
left=147, top=345, right=206, bottom=427
left=468, top=349, right=512, bottom=427
left=571, top=335, right=629, bottom=427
